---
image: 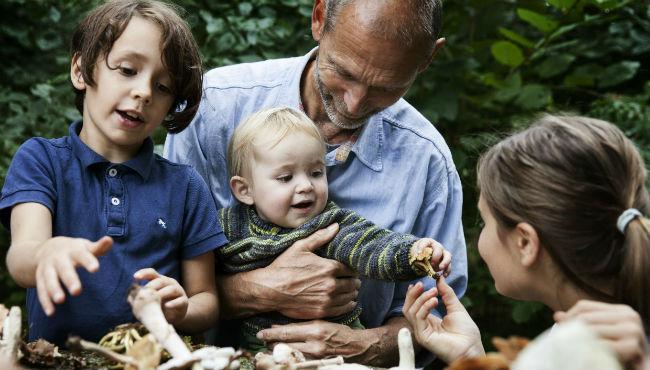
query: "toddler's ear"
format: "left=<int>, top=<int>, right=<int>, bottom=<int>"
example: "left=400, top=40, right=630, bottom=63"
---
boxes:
left=70, top=54, right=86, bottom=90
left=230, top=176, right=254, bottom=205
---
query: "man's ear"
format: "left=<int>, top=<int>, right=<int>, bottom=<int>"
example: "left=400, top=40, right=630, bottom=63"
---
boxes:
left=311, top=0, right=326, bottom=42
left=514, top=222, right=541, bottom=268
left=70, top=54, right=86, bottom=90
left=230, top=176, right=254, bottom=205
left=417, top=37, right=446, bottom=73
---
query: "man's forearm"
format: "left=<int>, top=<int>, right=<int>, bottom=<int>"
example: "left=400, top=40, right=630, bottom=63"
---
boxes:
left=349, top=316, right=420, bottom=367
left=216, top=271, right=278, bottom=319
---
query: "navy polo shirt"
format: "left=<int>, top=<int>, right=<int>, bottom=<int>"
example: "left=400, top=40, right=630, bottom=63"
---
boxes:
left=0, top=122, right=227, bottom=346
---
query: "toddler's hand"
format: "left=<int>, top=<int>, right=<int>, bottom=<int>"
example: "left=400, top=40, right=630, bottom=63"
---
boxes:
left=134, top=268, right=188, bottom=325
left=409, top=238, right=451, bottom=278
left=35, top=236, right=113, bottom=316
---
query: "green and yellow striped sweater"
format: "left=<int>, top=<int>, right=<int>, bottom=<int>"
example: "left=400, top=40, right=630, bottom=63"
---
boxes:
left=217, top=201, right=424, bottom=346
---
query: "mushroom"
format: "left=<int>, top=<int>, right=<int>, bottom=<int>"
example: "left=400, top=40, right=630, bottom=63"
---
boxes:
left=388, top=327, right=415, bottom=370
left=127, top=285, right=198, bottom=370
left=67, top=336, right=141, bottom=368
left=0, top=306, right=22, bottom=364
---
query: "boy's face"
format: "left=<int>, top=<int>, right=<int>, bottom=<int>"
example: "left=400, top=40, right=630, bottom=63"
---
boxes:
left=71, top=16, right=174, bottom=159
left=242, top=131, right=329, bottom=228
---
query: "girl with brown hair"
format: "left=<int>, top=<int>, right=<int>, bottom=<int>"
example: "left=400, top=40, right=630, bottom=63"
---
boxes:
left=403, top=114, right=650, bottom=369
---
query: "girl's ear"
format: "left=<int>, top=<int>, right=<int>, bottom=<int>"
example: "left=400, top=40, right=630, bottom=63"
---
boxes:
left=230, top=176, right=254, bottom=205
left=514, top=222, right=541, bottom=267
left=70, top=54, right=86, bottom=90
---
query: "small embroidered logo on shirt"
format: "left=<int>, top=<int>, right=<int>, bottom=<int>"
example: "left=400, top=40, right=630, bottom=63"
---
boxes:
left=157, top=218, right=166, bottom=229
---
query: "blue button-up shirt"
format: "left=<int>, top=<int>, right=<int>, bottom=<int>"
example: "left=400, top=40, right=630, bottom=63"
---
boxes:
left=0, top=122, right=227, bottom=345
left=164, top=48, right=467, bottom=328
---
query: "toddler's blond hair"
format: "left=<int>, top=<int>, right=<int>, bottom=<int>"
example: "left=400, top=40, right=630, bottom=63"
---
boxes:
left=228, top=107, right=326, bottom=178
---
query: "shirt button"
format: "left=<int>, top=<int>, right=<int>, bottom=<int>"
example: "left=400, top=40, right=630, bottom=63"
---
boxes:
left=111, top=197, right=120, bottom=206
left=108, top=168, right=118, bottom=177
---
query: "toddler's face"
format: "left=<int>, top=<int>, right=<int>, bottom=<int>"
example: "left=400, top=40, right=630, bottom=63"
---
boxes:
left=246, top=132, right=328, bottom=228
left=72, top=16, right=174, bottom=156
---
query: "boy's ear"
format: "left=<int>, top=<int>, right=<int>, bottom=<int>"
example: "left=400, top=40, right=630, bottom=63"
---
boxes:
left=514, top=222, right=541, bottom=268
left=230, top=176, right=254, bottom=205
left=70, top=54, right=86, bottom=90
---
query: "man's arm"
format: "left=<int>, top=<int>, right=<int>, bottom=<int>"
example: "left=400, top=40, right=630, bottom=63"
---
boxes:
left=257, top=316, right=415, bottom=367
left=217, top=223, right=361, bottom=320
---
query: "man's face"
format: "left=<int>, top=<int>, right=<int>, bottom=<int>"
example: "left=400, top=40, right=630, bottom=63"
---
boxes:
left=312, top=4, right=428, bottom=129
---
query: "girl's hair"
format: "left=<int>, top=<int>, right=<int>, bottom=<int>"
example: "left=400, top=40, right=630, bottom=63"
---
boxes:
left=228, top=107, right=325, bottom=178
left=477, top=114, right=650, bottom=328
left=70, top=0, right=202, bottom=133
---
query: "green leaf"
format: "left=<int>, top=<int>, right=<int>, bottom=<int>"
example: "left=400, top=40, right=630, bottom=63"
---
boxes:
left=598, top=61, right=640, bottom=88
left=515, top=84, right=552, bottom=109
left=491, top=41, right=525, bottom=67
left=494, top=72, right=523, bottom=102
left=563, top=64, right=604, bottom=87
left=512, top=302, right=546, bottom=324
left=238, top=2, right=253, bottom=16
left=516, top=8, right=559, bottom=33
left=498, top=27, right=535, bottom=49
left=535, top=54, right=576, bottom=78
left=547, top=0, right=577, bottom=11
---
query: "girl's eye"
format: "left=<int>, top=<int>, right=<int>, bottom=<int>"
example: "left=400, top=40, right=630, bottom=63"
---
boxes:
left=277, top=175, right=292, bottom=183
left=312, top=170, right=323, bottom=177
left=157, top=82, right=172, bottom=95
left=119, top=66, right=136, bottom=76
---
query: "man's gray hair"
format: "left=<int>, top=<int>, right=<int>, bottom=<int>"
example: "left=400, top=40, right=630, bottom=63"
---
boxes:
left=322, top=0, right=443, bottom=52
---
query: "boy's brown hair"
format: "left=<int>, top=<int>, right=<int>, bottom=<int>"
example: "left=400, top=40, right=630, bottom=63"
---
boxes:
left=70, top=0, right=202, bottom=133
left=477, top=114, right=650, bottom=329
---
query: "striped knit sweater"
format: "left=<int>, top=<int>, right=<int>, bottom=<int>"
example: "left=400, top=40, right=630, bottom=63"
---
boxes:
left=217, top=201, right=423, bottom=336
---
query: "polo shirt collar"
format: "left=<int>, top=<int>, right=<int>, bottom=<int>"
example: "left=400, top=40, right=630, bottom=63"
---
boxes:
left=298, top=48, right=384, bottom=172
left=69, top=121, right=155, bottom=180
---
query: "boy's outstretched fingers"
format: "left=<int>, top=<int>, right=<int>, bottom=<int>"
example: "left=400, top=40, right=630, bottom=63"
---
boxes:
left=88, top=236, right=113, bottom=258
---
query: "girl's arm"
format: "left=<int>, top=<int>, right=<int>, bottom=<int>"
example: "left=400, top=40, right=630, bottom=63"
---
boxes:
left=6, top=202, right=112, bottom=315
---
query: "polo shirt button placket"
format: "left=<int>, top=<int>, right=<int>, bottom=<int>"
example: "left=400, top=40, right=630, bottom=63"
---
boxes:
left=106, top=166, right=125, bottom=236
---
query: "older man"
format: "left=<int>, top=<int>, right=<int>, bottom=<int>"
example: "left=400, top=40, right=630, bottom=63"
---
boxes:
left=164, top=0, right=467, bottom=366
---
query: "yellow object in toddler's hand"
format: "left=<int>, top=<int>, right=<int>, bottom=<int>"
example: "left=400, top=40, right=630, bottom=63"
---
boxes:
left=408, top=243, right=441, bottom=279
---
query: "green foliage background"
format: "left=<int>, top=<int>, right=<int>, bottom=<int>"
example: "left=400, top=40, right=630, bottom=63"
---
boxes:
left=1, top=0, right=648, bottom=348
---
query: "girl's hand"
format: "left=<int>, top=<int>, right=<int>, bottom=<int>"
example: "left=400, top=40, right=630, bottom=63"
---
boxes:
left=403, top=277, right=484, bottom=364
left=134, top=268, right=188, bottom=325
left=555, top=300, right=649, bottom=370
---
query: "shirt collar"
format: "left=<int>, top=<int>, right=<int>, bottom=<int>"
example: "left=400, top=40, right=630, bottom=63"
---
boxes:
left=69, top=121, right=155, bottom=180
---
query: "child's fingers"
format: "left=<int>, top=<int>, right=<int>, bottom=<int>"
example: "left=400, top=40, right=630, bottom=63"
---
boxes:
left=133, top=268, right=160, bottom=281
left=164, top=296, right=187, bottom=309
left=55, top=257, right=83, bottom=296
left=88, top=236, right=113, bottom=257
left=36, top=282, right=55, bottom=316
left=157, top=283, right=184, bottom=301
left=435, top=250, right=452, bottom=272
left=73, top=248, right=100, bottom=274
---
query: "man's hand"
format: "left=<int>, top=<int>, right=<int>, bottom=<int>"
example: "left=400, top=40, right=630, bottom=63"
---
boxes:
left=218, top=223, right=361, bottom=319
left=555, top=300, right=649, bottom=370
left=35, top=236, right=113, bottom=316
left=256, top=318, right=404, bottom=366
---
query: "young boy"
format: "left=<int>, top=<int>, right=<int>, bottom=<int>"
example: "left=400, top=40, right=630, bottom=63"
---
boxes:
left=0, top=0, right=227, bottom=346
left=217, top=106, right=452, bottom=350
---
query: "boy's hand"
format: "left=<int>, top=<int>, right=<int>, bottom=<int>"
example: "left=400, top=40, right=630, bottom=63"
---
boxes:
left=409, top=238, right=452, bottom=278
left=35, top=236, right=113, bottom=316
left=134, top=268, right=188, bottom=325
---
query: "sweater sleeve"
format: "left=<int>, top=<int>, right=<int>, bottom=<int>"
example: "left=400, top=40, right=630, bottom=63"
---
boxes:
left=319, top=206, right=421, bottom=281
